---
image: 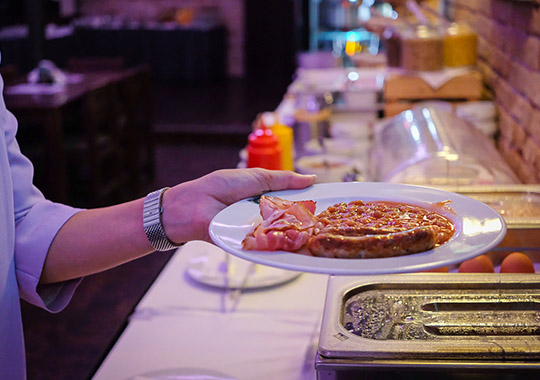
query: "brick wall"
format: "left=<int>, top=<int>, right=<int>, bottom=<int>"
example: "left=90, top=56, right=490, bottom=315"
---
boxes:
left=79, top=0, right=245, bottom=77
left=443, top=0, right=540, bottom=183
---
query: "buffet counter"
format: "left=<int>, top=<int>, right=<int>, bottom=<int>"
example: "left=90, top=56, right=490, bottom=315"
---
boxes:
left=92, top=241, right=329, bottom=380
left=91, top=241, right=540, bottom=380
left=91, top=64, right=540, bottom=380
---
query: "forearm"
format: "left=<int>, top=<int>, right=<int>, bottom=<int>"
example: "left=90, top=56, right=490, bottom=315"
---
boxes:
left=40, top=169, right=315, bottom=284
left=41, top=180, right=203, bottom=284
left=41, top=198, right=153, bottom=284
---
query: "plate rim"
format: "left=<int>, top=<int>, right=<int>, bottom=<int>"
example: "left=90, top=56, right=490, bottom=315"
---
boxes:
left=209, top=182, right=507, bottom=275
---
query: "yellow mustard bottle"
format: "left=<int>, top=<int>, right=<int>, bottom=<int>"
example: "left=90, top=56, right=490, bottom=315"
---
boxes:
left=270, top=121, right=294, bottom=171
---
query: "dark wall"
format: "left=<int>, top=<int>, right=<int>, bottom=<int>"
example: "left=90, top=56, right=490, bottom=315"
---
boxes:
left=0, top=0, right=64, bottom=28
left=244, top=0, right=308, bottom=86
left=0, top=0, right=25, bottom=27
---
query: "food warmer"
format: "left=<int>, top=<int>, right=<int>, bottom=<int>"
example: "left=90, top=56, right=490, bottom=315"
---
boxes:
left=316, top=273, right=540, bottom=379
left=316, top=109, right=540, bottom=378
left=370, top=106, right=520, bottom=186
left=314, top=184, right=540, bottom=379
left=436, top=184, right=540, bottom=250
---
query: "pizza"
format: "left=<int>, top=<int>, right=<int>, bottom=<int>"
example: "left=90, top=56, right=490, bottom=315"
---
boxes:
left=242, top=196, right=455, bottom=259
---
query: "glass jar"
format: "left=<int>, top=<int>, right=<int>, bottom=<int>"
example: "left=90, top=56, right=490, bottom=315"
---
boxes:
left=443, top=22, right=478, bottom=67
left=400, top=25, right=444, bottom=71
left=382, top=26, right=402, bottom=68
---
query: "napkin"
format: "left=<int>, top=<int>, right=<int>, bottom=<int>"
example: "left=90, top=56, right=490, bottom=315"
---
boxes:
left=416, top=67, right=472, bottom=90
left=27, top=59, right=67, bottom=85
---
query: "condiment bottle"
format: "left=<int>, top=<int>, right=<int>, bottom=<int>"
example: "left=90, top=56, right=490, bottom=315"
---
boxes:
left=270, top=120, right=294, bottom=171
left=247, top=128, right=282, bottom=170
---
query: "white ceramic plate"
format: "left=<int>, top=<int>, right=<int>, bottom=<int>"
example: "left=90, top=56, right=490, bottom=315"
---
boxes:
left=186, top=246, right=301, bottom=289
left=209, top=182, right=507, bottom=275
left=125, top=368, right=237, bottom=380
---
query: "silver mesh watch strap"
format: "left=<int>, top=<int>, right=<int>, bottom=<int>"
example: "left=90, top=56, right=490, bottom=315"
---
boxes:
left=143, top=187, right=182, bottom=251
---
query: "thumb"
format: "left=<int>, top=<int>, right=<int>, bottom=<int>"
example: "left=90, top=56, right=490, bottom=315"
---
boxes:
left=284, top=172, right=317, bottom=190
left=255, top=169, right=316, bottom=193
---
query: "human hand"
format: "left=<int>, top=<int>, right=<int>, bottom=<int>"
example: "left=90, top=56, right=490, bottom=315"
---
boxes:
left=161, top=168, right=316, bottom=243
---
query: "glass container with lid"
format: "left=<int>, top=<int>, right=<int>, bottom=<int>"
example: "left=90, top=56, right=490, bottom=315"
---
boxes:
left=400, top=25, right=444, bottom=71
left=370, top=106, right=520, bottom=186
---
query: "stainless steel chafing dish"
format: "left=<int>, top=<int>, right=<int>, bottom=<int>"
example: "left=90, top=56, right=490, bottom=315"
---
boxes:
left=316, top=274, right=540, bottom=379
left=434, top=184, right=540, bottom=250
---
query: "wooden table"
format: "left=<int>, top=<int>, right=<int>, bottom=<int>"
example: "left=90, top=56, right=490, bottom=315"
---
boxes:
left=4, top=68, right=151, bottom=205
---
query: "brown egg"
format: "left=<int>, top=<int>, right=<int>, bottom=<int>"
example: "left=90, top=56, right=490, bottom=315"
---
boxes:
left=499, top=252, right=535, bottom=273
left=458, top=254, right=494, bottom=273
left=421, top=266, right=449, bottom=273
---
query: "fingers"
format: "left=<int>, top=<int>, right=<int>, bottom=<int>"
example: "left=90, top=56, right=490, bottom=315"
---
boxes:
left=203, top=168, right=316, bottom=205
left=257, top=169, right=316, bottom=192
left=248, top=169, right=316, bottom=196
left=286, top=172, right=317, bottom=189
left=162, top=169, right=316, bottom=243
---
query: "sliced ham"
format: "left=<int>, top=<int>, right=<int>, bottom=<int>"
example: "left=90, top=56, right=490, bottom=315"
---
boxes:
left=242, top=196, right=317, bottom=251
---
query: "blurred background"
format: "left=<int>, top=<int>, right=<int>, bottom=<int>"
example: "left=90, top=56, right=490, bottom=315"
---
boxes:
left=2, top=0, right=540, bottom=379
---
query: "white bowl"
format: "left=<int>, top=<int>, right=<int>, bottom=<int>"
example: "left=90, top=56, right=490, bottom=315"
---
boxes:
left=304, top=138, right=371, bottom=161
left=295, top=154, right=363, bottom=183
left=329, top=112, right=375, bottom=140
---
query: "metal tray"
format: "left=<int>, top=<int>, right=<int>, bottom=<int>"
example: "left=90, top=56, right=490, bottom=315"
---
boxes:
left=433, top=185, right=540, bottom=249
left=319, top=274, right=540, bottom=361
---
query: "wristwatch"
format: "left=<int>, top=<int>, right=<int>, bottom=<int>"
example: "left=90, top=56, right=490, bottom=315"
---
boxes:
left=143, top=187, right=182, bottom=251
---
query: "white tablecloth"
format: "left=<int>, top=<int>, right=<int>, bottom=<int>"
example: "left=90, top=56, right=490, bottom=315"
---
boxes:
left=92, top=241, right=330, bottom=380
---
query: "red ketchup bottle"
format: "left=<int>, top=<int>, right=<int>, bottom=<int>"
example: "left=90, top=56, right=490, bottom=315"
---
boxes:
left=247, top=128, right=282, bottom=170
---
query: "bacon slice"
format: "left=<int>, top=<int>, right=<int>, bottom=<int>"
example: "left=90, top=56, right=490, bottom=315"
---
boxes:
left=242, top=196, right=317, bottom=251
